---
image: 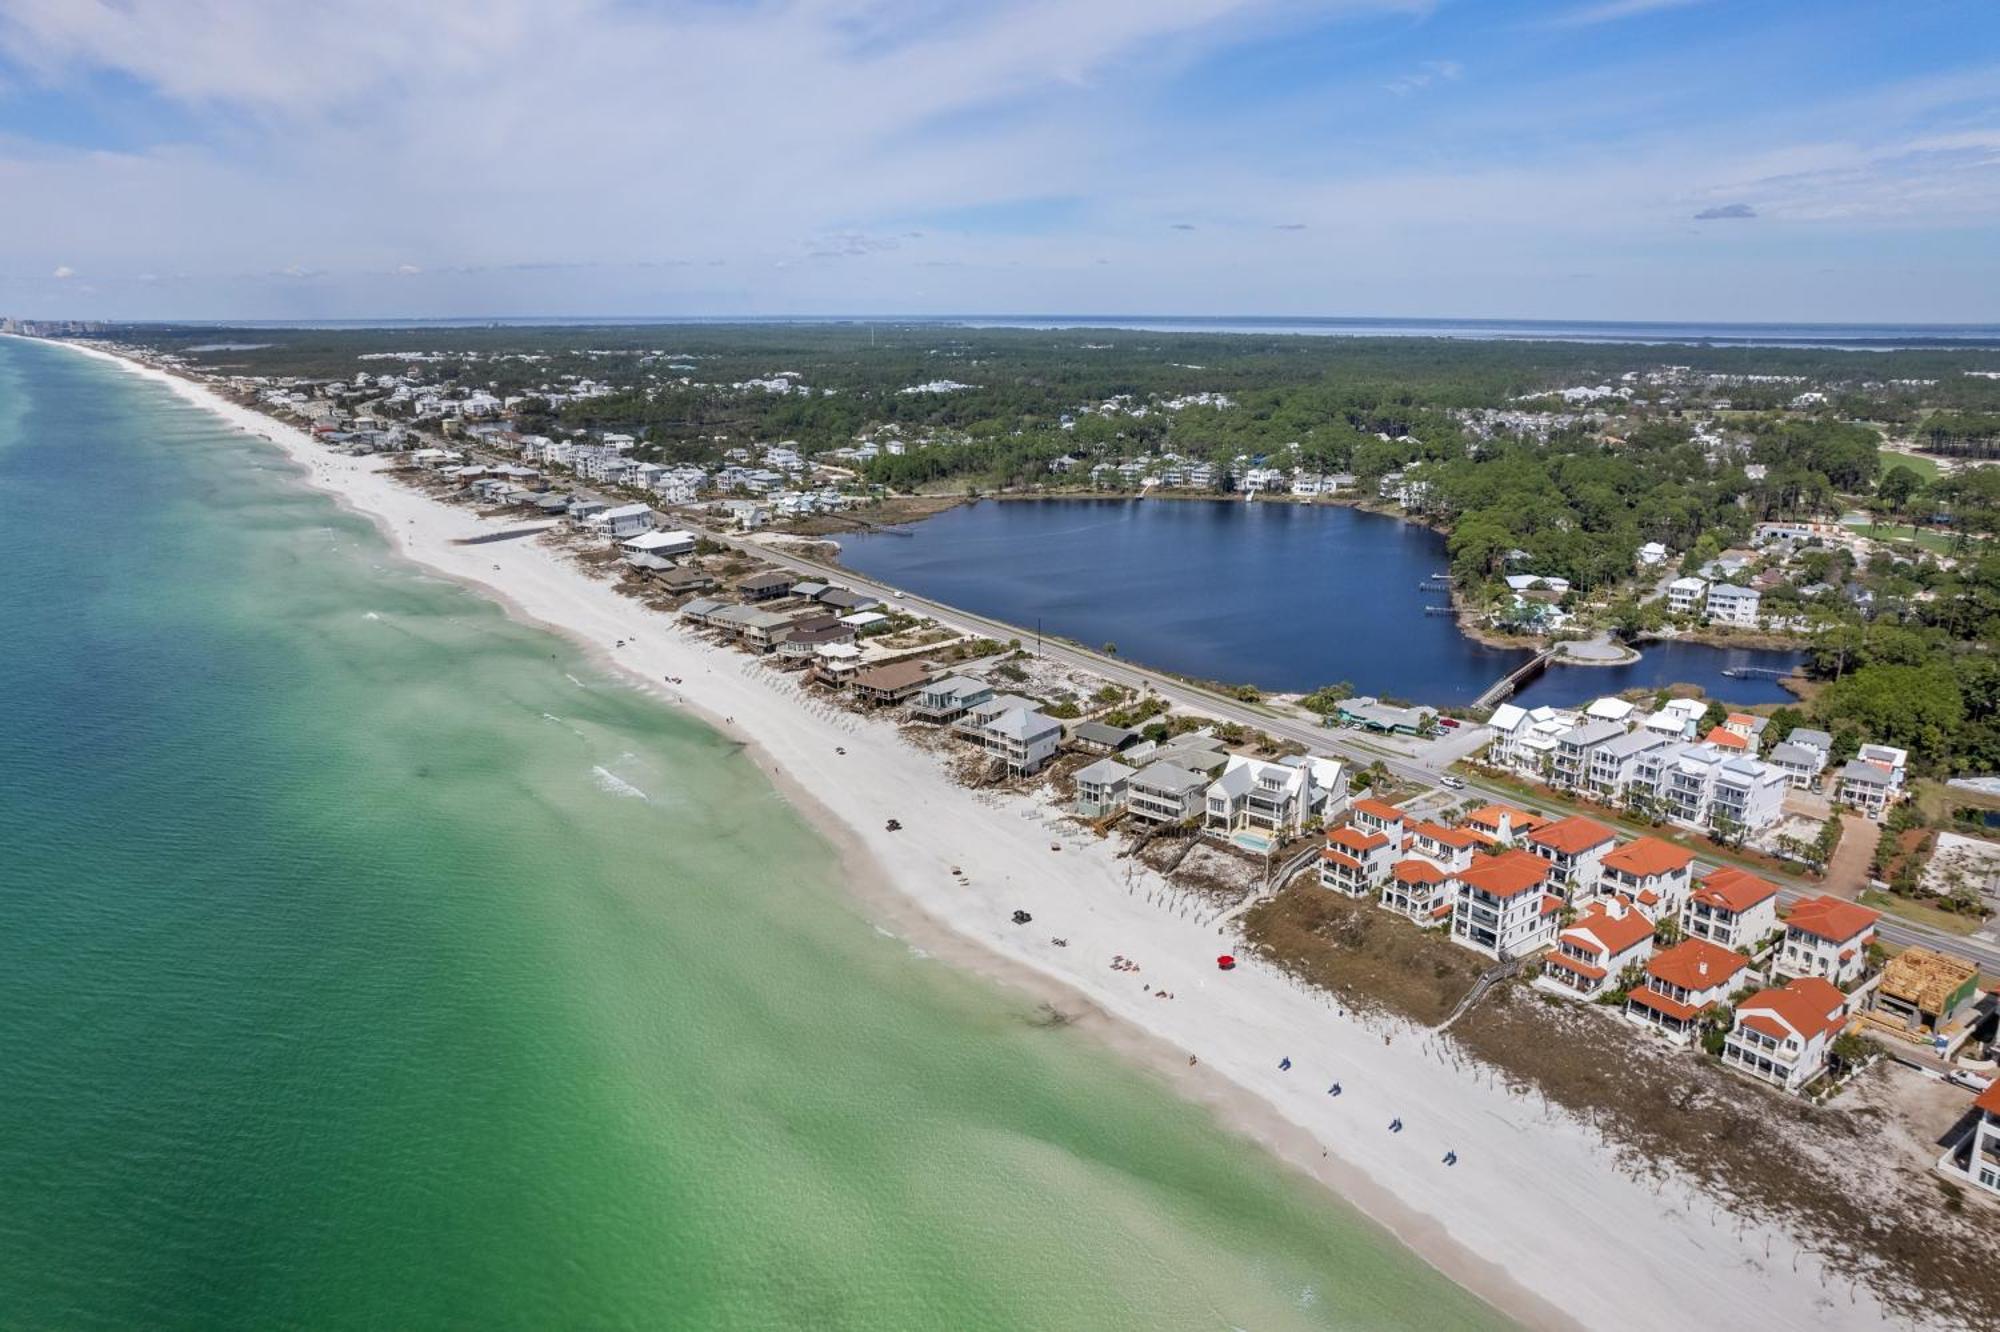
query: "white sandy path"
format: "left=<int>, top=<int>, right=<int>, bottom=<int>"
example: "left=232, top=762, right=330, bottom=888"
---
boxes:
left=59, top=340, right=1926, bottom=1332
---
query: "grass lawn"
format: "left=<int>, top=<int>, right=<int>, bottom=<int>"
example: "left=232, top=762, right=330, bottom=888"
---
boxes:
left=1846, top=522, right=1962, bottom=555
left=1879, top=451, right=1942, bottom=481
left=1859, top=888, right=1984, bottom=936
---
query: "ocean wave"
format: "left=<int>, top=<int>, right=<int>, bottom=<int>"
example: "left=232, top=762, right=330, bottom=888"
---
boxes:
left=590, top=766, right=650, bottom=801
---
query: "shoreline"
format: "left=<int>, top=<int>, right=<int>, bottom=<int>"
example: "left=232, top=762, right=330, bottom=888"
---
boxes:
left=50, top=336, right=1913, bottom=1332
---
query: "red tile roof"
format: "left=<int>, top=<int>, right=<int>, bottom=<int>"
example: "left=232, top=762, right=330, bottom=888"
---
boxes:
left=1601, top=837, right=1695, bottom=879
left=1784, top=894, right=1880, bottom=943
left=1705, top=727, right=1750, bottom=750
left=1392, top=859, right=1446, bottom=885
left=1409, top=820, right=1481, bottom=849
left=1328, top=826, right=1390, bottom=854
left=1628, top=986, right=1702, bottom=1023
left=1726, top=712, right=1758, bottom=727
left=1545, top=951, right=1608, bottom=980
left=1690, top=866, right=1780, bottom=914
left=1735, top=977, right=1847, bottom=1043
left=1455, top=849, right=1553, bottom=900
left=1646, top=939, right=1748, bottom=992
left=1976, top=1083, right=2000, bottom=1117
left=1463, top=804, right=1546, bottom=837
left=1352, top=797, right=1406, bottom=825
left=1321, top=850, right=1362, bottom=871
left=1564, top=905, right=1656, bottom=957
left=1526, top=815, right=1618, bottom=856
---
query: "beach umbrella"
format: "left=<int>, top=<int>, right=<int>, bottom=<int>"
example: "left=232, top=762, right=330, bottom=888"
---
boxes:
left=1216, top=955, right=1236, bottom=971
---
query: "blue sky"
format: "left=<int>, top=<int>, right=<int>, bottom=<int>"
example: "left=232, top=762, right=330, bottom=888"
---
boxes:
left=0, top=0, right=1996, bottom=321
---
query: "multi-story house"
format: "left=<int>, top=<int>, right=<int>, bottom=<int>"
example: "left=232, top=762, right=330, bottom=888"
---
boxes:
left=967, top=704, right=1061, bottom=775
left=1720, top=978, right=1848, bottom=1093
left=1539, top=899, right=1656, bottom=1001
left=1766, top=738, right=1829, bottom=790
left=1939, top=1083, right=2000, bottom=1198
left=1836, top=745, right=1908, bottom=819
left=1625, top=939, right=1749, bottom=1044
left=1774, top=895, right=1879, bottom=988
left=1073, top=757, right=1137, bottom=819
left=1708, top=755, right=1789, bottom=834
left=1682, top=867, right=1781, bottom=950
left=1205, top=755, right=1335, bottom=842
left=910, top=676, right=993, bottom=725
left=1524, top=816, right=1618, bottom=897
left=1349, top=797, right=1408, bottom=843
left=1404, top=820, right=1480, bottom=875
left=1462, top=804, right=1547, bottom=847
left=1596, top=837, right=1695, bottom=918
left=1380, top=858, right=1453, bottom=928
left=1666, top=576, right=1707, bottom=614
left=1585, top=731, right=1669, bottom=802
left=1320, top=825, right=1396, bottom=896
left=1705, top=583, right=1762, bottom=626
left=1449, top=850, right=1561, bottom=959
left=1126, top=763, right=1209, bottom=826
left=1551, top=720, right=1627, bottom=791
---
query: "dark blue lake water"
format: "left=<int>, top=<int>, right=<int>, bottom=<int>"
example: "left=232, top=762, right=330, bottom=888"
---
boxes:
left=838, top=500, right=1806, bottom=708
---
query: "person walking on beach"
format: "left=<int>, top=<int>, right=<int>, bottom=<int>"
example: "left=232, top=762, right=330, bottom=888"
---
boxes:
left=1278, top=1056, right=1291, bottom=1071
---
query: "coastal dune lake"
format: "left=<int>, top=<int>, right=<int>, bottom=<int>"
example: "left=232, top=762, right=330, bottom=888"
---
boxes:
left=0, top=337, right=1509, bottom=1327
left=839, top=499, right=1805, bottom=708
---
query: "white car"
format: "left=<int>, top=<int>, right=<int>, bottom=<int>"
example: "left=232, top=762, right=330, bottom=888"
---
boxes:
left=1440, top=775, right=1466, bottom=791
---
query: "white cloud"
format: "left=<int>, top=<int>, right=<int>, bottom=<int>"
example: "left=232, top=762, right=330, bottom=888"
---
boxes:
left=1547, top=0, right=1711, bottom=28
left=51, top=263, right=74, bottom=278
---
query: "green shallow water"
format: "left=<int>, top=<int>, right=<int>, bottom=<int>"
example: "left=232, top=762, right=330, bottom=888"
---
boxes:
left=0, top=337, right=1509, bottom=1330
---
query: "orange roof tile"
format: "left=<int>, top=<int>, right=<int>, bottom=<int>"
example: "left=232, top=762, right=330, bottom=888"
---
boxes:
left=1726, top=712, right=1758, bottom=727
left=1455, top=849, right=1553, bottom=900
left=1352, top=798, right=1406, bottom=825
left=1646, top=939, right=1748, bottom=992
left=1784, top=894, right=1880, bottom=943
left=1690, top=866, right=1780, bottom=914
left=1601, top=837, right=1695, bottom=879
left=1545, top=951, right=1607, bottom=980
left=1409, top=820, right=1481, bottom=849
left=1976, top=1083, right=2000, bottom=1117
left=1705, top=727, right=1750, bottom=750
left=1392, top=859, right=1446, bottom=885
left=1627, top=986, right=1703, bottom=1023
left=1734, top=977, right=1847, bottom=1043
left=1463, top=803, right=1546, bottom=835
left=1564, top=906, right=1656, bottom=956
left=1321, top=849, right=1363, bottom=871
left=1328, top=826, right=1390, bottom=853
left=1526, top=815, right=1618, bottom=856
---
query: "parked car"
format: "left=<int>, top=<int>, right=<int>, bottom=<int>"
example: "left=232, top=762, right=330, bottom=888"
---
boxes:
left=1440, top=775, right=1467, bottom=790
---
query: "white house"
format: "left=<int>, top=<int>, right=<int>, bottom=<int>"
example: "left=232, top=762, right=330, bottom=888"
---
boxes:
left=1404, top=819, right=1481, bottom=874
left=1205, top=754, right=1340, bottom=842
left=1938, top=1082, right=2000, bottom=1198
left=1666, top=576, right=1707, bottom=614
left=1126, top=762, right=1209, bottom=825
left=1539, top=899, right=1656, bottom=1001
left=1625, top=939, right=1749, bottom=1044
left=1381, top=857, right=1454, bottom=928
left=1720, top=977, right=1849, bottom=1093
left=1450, top=850, right=1561, bottom=959
left=965, top=703, right=1062, bottom=776
left=1523, top=816, right=1619, bottom=897
left=1774, top=895, right=1880, bottom=989
left=1837, top=744, right=1908, bottom=818
left=1585, top=730, right=1670, bottom=803
left=1320, top=824, right=1396, bottom=896
left=1596, top=837, right=1696, bottom=918
left=619, top=528, right=697, bottom=565
left=1682, top=867, right=1781, bottom=950
left=1705, top=583, right=1762, bottom=627
left=590, top=502, right=657, bottom=539
left=1073, top=757, right=1136, bottom=819
left=1636, top=541, right=1669, bottom=567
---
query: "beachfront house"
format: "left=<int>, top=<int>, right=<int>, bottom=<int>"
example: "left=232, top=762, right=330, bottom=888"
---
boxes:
left=1524, top=816, right=1618, bottom=897
left=1624, top=939, right=1749, bottom=1044
left=1320, top=825, right=1395, bottom=896
left=1462, top=804, right=1547, bottom=847
left=1069, top=721, right=1139, bottom=755
left=1380, top=859, right=1453, bottom=928
left=1596, top=837, right=1696, bottom=918
left=1204, top=755, right=1337, bottom=843
left=590, top=502, right=657, bottom=539
left=1073, top=757, right=1137, bottom=819
left=1666, top=576, right=1707, bottom=615
left=967, top=703, right=1062, bottom=776
left=1449, top=849, right=1561, bottom=960
left=1404, top=820, right=1480, bottom=876
left=910, top=676, right=993, bottom=725
left=1720, top=978, right=1848, bottom=1093
left=1705, top=584, right=1762, bottom=627
left=620, top=529, right=697, bottom=569
left=1939, top=1084, right=2000, bottom=1198
left=736, top=570, right=795, bottom=601
left=1538, top=899, right=1656, bottom=1001
left=1682, top=867, right=1781, bottom=951
left=1126, top=762, right=1209, bottom=826
left=1774, top=895, right=1879, bottom=989
left=850, top=660, right=932, bottom=708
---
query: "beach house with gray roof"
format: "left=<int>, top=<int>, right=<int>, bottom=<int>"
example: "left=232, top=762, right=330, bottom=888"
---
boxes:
left=1126, top=763, right=1209, bottom=825
left=1073, top=757, right=1137, bottom=818
left=911, top=675, right=993, bottom=724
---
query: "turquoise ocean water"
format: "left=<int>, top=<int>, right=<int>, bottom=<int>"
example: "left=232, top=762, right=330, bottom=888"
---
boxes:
left=0, top=337, right=1508, bottom=1330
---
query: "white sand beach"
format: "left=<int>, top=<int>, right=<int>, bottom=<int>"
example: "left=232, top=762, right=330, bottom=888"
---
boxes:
left=66, top=340, right=1918, bottom=1332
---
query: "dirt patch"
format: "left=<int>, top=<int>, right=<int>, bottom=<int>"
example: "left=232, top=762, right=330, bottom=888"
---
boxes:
left=1451, top=985, right=2000, bottom=1327
left=1238, top=886, right=1486, bottom=1027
